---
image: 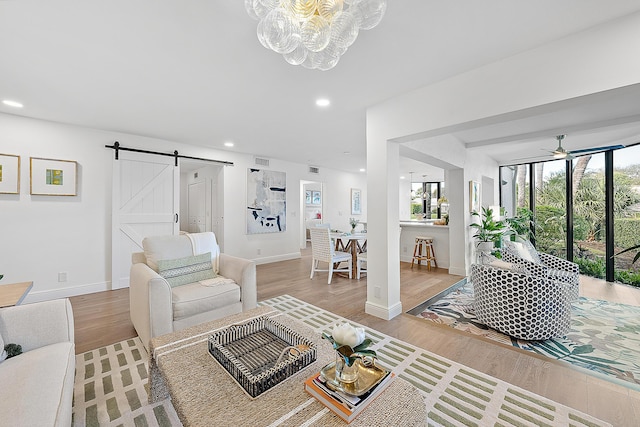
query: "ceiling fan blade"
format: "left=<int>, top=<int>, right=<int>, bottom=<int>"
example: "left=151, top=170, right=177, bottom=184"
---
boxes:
left=569, top=144, right=625, bottom=155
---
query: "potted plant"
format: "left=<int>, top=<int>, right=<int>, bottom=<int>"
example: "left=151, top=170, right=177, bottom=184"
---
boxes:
left=505, top=207, right=535, bottom=242
left=349, top=218, right=359, bottom=234
left=470, top=206, right=506, bottom=252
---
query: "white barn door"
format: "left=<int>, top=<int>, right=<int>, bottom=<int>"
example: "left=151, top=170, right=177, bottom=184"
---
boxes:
left=111, top=151, right=179, bottom=289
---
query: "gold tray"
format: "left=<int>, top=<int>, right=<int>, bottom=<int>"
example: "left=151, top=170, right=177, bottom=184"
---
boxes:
left=320, top=361, right=390, bottom=397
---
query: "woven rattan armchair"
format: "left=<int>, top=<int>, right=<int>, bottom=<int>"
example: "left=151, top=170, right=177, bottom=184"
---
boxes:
left=309, top=227, right=352, bottom=284
left=501, top=239, right=579, bottom=301
left=471, top=263, right=573, bottom=340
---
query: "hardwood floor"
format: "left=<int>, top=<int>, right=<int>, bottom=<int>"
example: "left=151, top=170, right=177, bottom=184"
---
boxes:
left=69, top=249, right=640, bottom=426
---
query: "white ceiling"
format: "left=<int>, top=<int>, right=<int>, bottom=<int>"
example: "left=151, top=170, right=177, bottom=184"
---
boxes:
left=2, top=1, right=640, bottom=180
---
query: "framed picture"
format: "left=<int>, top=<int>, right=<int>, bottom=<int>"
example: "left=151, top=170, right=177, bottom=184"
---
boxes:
left=351, top=188, right=362, bottom=215
left=246, top=168, right=286, bottom=234
left=30, top=157, right=78, bottom=196
left=0, top=153, right=20, bottom=194
left=312, top=191, right=321, bottom=205
left=469, top=180, right=480, bottom=213
left=305, top=190, right=312, bottom=204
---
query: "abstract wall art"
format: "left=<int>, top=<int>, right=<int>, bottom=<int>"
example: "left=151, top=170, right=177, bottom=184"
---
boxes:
left=351, top=188, right=362, bottom=215
left=0, top=153, right=20, bottom=194
left=247, top=168, right=286, bottom=234
left=30, top=157, right=77, bottom=196
left=469, top=180, right=481, bottom=213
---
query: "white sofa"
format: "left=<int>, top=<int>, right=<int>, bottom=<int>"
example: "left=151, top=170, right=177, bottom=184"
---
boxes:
left=0, top=298, right=76, bottom=426
left=130, top=232, right=257, bottom=351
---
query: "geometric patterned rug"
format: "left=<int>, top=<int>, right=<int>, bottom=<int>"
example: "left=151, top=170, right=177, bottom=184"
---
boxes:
left=72, top=294, right=611, bottom=426
left=72, top=338, right=180, bottom=427
left=413, top=282, right=640, bottom=392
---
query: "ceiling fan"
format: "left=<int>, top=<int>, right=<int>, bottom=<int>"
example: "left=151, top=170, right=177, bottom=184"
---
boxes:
left=513, top=135, right=625, bottom=163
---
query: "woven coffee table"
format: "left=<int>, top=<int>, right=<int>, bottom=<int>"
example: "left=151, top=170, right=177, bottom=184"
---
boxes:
left=149, top=306, right=427, bottom=426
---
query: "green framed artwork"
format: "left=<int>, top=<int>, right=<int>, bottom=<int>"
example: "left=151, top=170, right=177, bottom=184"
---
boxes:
left=0, top=153, right=20, bottom=194
left=30, top=157, right=78, bottom=196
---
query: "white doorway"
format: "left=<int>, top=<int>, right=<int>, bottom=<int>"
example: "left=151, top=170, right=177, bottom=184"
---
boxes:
left=180, top=162, right=225, bottom=250
left=300, top=180, right=324, bottom=249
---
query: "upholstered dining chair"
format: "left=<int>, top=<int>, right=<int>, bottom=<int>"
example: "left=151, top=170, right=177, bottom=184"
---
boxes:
left=309, top=227, right=352, bottom=284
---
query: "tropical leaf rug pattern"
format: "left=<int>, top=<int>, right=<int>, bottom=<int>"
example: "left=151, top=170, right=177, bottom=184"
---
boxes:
left=414, top=283, right=640, bottom=391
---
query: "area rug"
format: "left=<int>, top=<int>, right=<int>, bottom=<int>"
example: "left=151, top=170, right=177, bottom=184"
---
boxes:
left=413, top=282, right=640, bottom=392
left=73, top=295, right=610, bottom=426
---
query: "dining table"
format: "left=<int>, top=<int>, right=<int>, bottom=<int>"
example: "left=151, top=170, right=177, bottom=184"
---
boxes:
left=330, top=232, right=367, bottom=274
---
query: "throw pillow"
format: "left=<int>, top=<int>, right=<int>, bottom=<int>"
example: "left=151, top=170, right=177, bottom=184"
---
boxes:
left=0, top=332, right=6, bottom=363
left=488, top=259, right=514, bottom=270
left=157, top=252, right=216, bottom=288
left=506, top=241, right=539, bottom=264
left=521, top=240, right=542, bottom=264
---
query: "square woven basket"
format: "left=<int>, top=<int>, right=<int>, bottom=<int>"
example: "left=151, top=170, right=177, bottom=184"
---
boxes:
left=208, top=316, right=317, bottom=398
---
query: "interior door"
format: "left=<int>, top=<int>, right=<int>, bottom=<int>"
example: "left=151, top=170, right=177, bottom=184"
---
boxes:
left=188, top=181, right=206, bottom=233
left=111, top=151, right=179, bottom=289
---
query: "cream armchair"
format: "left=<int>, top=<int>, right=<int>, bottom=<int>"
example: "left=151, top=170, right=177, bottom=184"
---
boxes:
left=130, top=232, right=256, bottom=351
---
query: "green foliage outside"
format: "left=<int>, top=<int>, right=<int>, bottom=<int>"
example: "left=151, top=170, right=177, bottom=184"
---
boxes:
left=513, top=161, right=640, bottom=287
left=613, top=218, right=640, bottom=249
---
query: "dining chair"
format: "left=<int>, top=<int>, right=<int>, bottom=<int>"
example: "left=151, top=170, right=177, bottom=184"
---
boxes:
left=356, top=252, right=367, bottom=279
left=309, top=227, right=352, bottom=284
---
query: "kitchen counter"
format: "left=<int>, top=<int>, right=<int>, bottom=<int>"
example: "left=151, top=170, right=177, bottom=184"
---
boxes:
left=400, top=222, right=449, bottom=268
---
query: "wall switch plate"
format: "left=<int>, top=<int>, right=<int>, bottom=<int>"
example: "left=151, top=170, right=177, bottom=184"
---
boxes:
left=58, top=272, right=67, bottom=282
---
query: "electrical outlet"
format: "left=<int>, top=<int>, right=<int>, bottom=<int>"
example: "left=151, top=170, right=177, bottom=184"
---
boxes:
left=374, top=286, right=381, bottom=298
left=403, top=246, right=407, bottom=253
left=257, top=248, right=261, bottom=255
left=58, top=272, right=67, bottom=282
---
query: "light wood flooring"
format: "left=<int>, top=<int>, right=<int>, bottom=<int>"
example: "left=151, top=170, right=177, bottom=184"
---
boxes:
left=70, top=249, right=640, bottom=426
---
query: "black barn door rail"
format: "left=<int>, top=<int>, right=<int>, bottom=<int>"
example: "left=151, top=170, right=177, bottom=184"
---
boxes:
left=105, top=141, right=234, bottom=167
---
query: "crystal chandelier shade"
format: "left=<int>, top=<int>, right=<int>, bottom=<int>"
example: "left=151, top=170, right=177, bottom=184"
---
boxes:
left=245, top=0, right=387, bottom=71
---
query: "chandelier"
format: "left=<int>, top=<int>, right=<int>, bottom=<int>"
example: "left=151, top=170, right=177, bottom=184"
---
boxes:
left=245, top=0, right=387, bottom=71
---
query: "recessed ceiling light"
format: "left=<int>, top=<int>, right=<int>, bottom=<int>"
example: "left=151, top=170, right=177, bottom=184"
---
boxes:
left=2, top=100, right=23, bottom=108
left=359, top=168, right=366, bottom=172
left=400, top=176, right=406, bottom=180
left=316, top=98, right=330, bottom=107
left=343, top=151, right=350, bottom=155
left=224, top=141, right=234, bottom=147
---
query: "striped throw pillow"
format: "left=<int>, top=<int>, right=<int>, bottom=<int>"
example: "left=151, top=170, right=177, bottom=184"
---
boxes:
left=157, top=252, right=216, bottom=288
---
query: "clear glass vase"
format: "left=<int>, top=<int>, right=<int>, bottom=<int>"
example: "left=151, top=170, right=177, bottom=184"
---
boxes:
left=335, top=351, right=359, bottom=383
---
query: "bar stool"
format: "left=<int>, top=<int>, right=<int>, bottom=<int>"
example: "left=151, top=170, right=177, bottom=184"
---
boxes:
left=411, top=236, right=437, bottom=270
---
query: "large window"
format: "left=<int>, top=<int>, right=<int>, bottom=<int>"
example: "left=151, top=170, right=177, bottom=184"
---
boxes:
left=572, top=152, right=606, bottom=277
left=613, top=145, right=640, bottom=286
left=500, top=145, right=640, bottom=287
left=411, top=181, right=445, bottom=220
left=534, top=160, right=567, bottom=259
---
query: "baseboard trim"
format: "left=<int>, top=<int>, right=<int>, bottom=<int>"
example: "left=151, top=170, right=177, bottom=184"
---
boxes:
left=365, top=300, right=403, bottom=320
left=400, top=256, right=449, bottom=268
left=448, top=267, right=467, bottom=276
left=252, top=252, right=301, bottom=265
left=23, top=281, right=112, bottom=304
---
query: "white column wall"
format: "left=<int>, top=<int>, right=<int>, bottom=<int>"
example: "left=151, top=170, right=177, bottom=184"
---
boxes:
left=365, top=130, right=402, bottom=319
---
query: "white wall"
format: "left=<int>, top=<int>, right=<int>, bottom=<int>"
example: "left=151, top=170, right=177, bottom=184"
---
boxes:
left=0, top=113, right=366, bottom=301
